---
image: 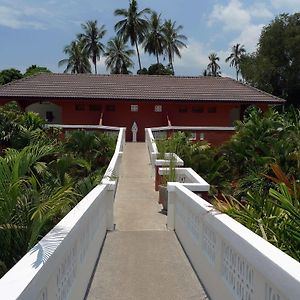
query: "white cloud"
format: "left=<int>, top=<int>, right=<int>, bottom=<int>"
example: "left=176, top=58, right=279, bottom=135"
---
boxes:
left=271, top=0, right=300, bottom=11
left=173, top=39, right=216, bottom=75
left=208, top=0, right=251, bottom=31
left=175, top=39, right=209, bottom=69
left=231, top=24, right=263, bottom=52
left=250, top=3, right=273, bottom=19
left=0, top=5, right=46, bottom=29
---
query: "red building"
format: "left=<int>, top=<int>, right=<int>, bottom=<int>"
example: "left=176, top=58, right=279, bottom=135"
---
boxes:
left=0, top=73, right=284, bottom=143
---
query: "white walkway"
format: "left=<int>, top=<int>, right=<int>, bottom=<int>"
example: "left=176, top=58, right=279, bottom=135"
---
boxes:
left=86, top=143, right=208, bottom=300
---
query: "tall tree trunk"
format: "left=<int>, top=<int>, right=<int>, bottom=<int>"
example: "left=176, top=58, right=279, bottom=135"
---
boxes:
left=135, top=41, right=142, bottom=70
left=236, top=68, right=239, bottom=81
left=168, top=50, right=174, bottom=74
left=156, top=52, right=160, bottom=64
left=94, top=57, right=97, bottom=74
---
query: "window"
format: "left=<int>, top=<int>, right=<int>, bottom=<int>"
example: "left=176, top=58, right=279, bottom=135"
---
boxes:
left=131, top=105, right=138, bottom=112
left=189, top=132, right=196, bottom=140
left=179, top=106, right=188, bottom=113
left=106, top=105, right=116, bottom=112
left=200, top=133, right=205, bottom=140
left=89, top=104, right=102, bottom=111
left=208, top=107, right=217, bottom=113
left=75, top=104, right=85, bottom=111
left=46, top=111, right=54, bottom=122
left=192, top=107, right=204, bottom=113
left=154, top=105, right=162, bottom=112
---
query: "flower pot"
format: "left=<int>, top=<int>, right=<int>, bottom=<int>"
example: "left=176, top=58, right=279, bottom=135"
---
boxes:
left=158, top=185, right=168, bottom=211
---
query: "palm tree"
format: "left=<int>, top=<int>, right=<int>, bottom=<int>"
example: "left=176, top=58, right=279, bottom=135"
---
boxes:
left=58, top=40, right=91, bottom=74
left=104, top=36, right=135, bottom=74
left=143, top=12, right=164, bottom=64
left=114, top=0, right=151, bottom=71
left=78, top=20, right=106, bottom=74
left=225, top=43, right=246, bottom=81
left=207, top=53, right=221, bottom=77
left=161, top=19, right=187, bottom=73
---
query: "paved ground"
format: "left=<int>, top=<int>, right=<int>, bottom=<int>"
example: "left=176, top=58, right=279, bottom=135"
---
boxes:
left=114, top=143, right=166, bottom=231
left=86, top=143, right=208, bottom=300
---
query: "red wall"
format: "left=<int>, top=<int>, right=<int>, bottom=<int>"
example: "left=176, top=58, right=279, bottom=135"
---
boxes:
left=53, top=100, right=251, bottom=142
left=0, top=99, right=265, bottom=144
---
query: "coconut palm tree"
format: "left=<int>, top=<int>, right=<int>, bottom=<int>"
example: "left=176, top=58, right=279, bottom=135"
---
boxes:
left=0, top=143, right=76, bottom=274
left=207, top=53, right=221, bottom=77
left=114, top=0, right=151, bottom=71
left=225, top=43, right=246, bottom=81
left=161, top=19, right=187, bottom=73
left=104, top=36, right=135, bottom=74
left=78, top=20, right=106, bottom=74
left=58, top=40, right=91, bottom=74
left=143, top=12, right=164, bottom=64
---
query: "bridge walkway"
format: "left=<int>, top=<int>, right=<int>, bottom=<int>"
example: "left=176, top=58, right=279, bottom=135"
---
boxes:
left=86, top=143, right=208, bottom=300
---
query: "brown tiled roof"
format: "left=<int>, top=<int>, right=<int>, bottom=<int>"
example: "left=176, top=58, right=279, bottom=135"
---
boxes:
left=0, top=73, right=285, bottom=103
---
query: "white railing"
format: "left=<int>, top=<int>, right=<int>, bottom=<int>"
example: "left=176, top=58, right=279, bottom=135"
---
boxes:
left=145, top=128, right=159, bottom=166
left=45, top=124, right=122, bottom=131
left=148, top=126, right=300, bottom=300
left=159, top=167, right=209, bottom=192
left=0, top=127, right=126, bottom=300
left=167, top=183, right=300, bottom=300
left=149, top=125, right=235, bottom=131
left=102, top=127, right=126, bottom=184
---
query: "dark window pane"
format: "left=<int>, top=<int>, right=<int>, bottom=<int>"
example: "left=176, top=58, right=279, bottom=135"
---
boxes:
left=89, top=104, right=102, bottom=111
left=179, top=106, right=188, bottom=113
left=75, top=104, right=85, bottom=111
left=46, top=111, right=54, bottom=122
left=106, top=105, right=116, bottom=112
left=192, top=107, right=204, bottom=113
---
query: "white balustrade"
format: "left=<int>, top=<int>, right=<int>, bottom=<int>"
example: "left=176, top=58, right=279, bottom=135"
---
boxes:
left=167, top=183, right=300, bottom=300
left=145, top=128, right=159, bottom=166
left=148, top=127, right=300, bottom=300
left=158, top=167, right=209, bottom=192
left=0, top=127, right=126, bottom=300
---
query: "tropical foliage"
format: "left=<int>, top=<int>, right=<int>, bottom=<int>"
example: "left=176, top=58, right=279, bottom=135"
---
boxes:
left=143, top=12, right=164, bottom=64
left=137, top=63, right=173, bottom=75
left=104, top=36, right=135, bottom=74
left=0, top=69, right=23, bottom=85
left=59, top=39, right=92, bottom=74
left=59, top=1, right=187, bottom=75
left=207, top=53, right=221, bottom=77
left=114, top=0, right=151, bottom=71
left=24, top=65, right=51, bottom=77
left=161, top=19, right=187, bottom=73
left=78, top=20, right=106, bottom=74
left=225, top=43, right=246, bottom=81
left=0, top=103, right=116, bottom=277
left=240, top=13, right=300, bottom=104
left=156, top=107, right=300, bottom=260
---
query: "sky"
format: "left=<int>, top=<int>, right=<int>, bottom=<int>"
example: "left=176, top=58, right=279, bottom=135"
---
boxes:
left=0, top=0, right=299, bottom=78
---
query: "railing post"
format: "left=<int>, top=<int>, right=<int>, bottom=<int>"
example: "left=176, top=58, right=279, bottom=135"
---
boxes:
left=102, top=181, right=116, bottom=231
left=167, top=183, right=177, bottom=230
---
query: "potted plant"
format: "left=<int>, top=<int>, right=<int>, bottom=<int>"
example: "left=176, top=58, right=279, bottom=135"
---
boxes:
left=158, top=155, right=177, bottom=212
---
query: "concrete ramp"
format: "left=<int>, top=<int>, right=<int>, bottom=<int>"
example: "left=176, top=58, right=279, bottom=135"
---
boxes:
left=86, top=143, right=208, bottom=300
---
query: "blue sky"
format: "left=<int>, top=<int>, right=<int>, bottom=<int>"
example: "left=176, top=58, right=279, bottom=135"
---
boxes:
left=0, top=0, right=299, bottom=77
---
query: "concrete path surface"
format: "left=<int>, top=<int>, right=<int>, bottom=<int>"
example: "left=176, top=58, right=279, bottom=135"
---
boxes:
left=86, top=143, right=208, bottom=300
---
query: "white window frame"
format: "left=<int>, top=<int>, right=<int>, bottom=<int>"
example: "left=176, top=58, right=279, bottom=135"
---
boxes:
left=131, top=105, right=138, bottom=112
left=154, top=105, right=162, bottom=112
left=189, top=132, right=197, bottom=141
left=200, top=133, right=205, bottom=140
